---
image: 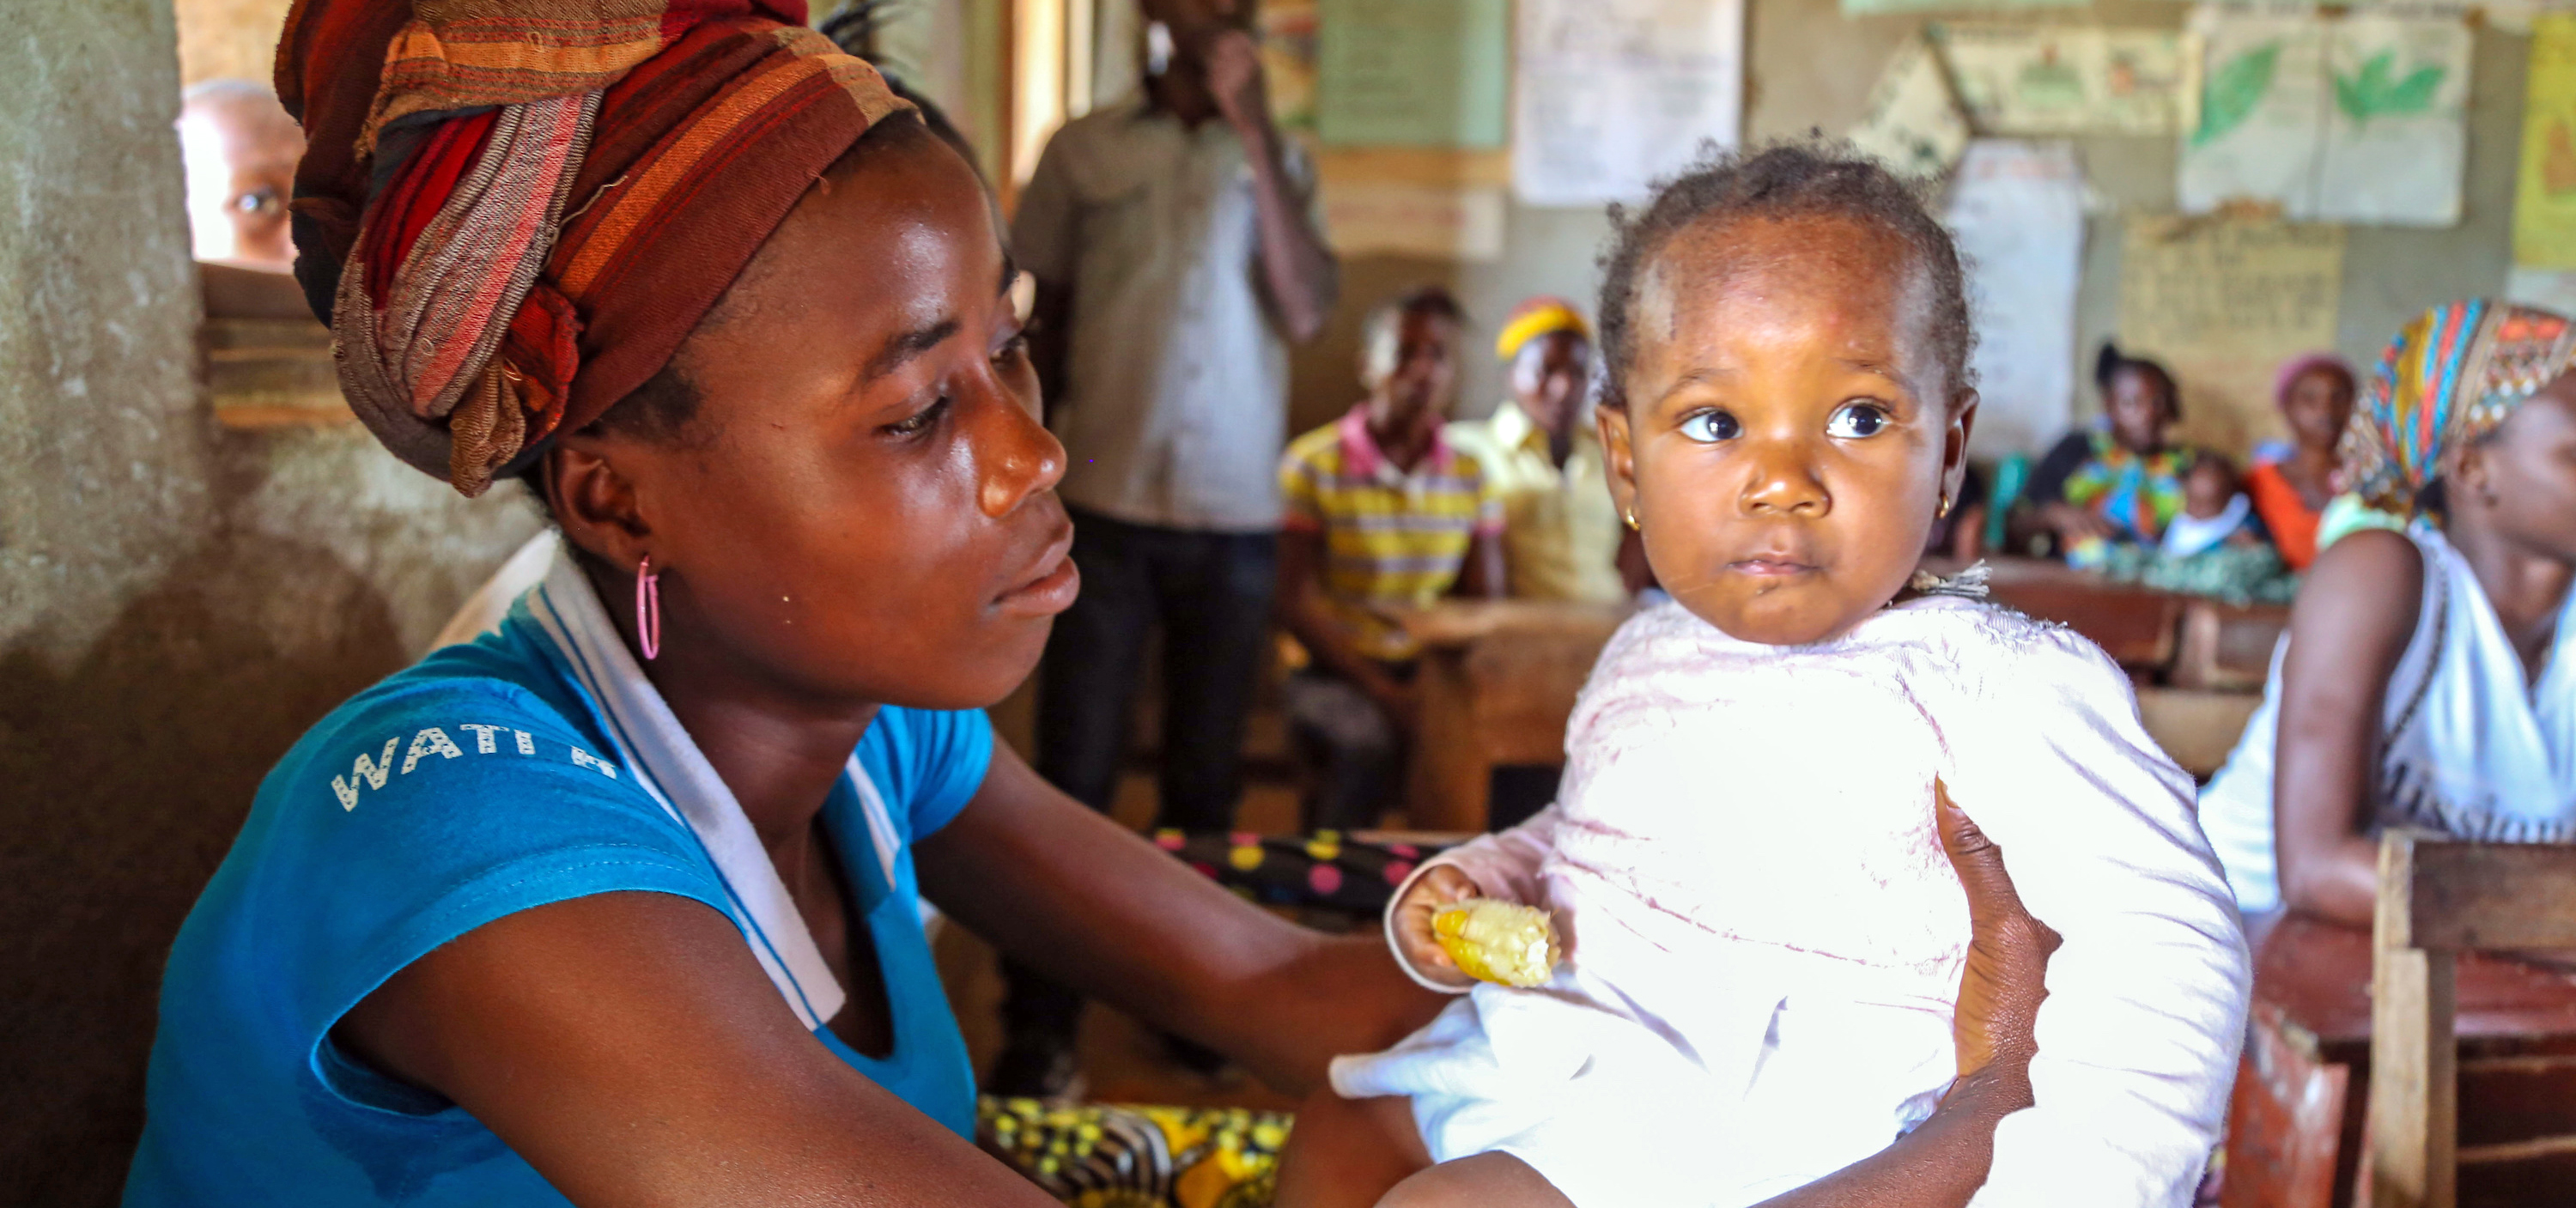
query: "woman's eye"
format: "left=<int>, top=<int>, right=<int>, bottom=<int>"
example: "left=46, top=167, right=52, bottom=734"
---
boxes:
left=887, top=394, right=951, bottom=437
left=1826, top=403, right=1892, bottom=440
left=1677, top=410, right=1741, bottom=443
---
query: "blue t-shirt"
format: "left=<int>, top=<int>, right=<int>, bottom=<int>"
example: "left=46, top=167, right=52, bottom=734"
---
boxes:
left=124, top=610, right=993, bottom=1206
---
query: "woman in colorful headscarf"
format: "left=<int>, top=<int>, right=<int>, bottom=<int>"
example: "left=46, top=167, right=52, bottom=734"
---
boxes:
left=2242, top=352, right=2359, bottom=571
left=123, top=3, right=2059, bottom=1205
left=2198, top=300, right=2576, bottom=926
left=2024, top=343, right=2198, bottom=560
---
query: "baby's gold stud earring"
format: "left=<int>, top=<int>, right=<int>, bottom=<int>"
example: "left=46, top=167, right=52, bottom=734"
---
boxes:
left=1937, top=493, right=1953, bottom=519
left=1624, top=506, right=1641, bottom=531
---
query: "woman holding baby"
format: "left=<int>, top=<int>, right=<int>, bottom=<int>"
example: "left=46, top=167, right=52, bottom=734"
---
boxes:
left=126, top=3, right=2099, bottom=1207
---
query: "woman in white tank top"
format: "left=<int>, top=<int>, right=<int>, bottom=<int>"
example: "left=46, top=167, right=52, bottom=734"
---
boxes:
left=2197, top=300, right=2576, bottom=922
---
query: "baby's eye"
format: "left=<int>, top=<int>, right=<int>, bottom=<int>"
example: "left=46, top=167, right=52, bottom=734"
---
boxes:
left=1677, top=410, right=1741, bottom=443
left=1826, top=402, right=1893, bottom=440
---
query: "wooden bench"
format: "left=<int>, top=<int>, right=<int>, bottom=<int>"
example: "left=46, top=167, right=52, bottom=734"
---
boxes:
left=2220, top=907, right=2576, bottom=1208
left=2368, top=834, right=2576, bottom=1208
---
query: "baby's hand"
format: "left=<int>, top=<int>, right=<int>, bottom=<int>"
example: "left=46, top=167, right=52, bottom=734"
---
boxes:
left=1393, top=865, right=1483, bottom=989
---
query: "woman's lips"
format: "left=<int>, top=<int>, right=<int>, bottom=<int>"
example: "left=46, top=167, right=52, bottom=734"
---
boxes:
left=996, top=531, right=1079, bottom=616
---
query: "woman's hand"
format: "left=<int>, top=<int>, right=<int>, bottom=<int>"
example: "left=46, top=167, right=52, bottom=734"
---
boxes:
left=1937, top=780, right=2059, bottom=1089
left=2039, top=501, right=2115, bottom=545
left=1749, top=782, right=2060, bottom=1208
left=1391, top=865, right=1483, bottom=990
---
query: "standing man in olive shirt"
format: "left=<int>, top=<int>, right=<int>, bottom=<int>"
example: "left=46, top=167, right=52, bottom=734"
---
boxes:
left=999, top=0, right=1338, bottom=1096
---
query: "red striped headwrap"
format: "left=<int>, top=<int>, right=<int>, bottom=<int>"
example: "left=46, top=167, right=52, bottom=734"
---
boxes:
left=277, top=0, right=911, bottom=495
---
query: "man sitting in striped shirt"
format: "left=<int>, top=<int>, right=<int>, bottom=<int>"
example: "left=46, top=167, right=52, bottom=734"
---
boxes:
left=1276, top=286, right=1504, bottom=831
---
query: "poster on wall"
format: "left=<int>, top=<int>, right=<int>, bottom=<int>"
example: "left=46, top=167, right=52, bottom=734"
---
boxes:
left=1935, top=25, right=2194, bottom=136
left=2178, top=9, right=2470, bottom=227
left=1849, top=34, right=1971, bottom=179
left=2117, top=215, right=2346, bottom=455
left=1316, top=0, right=1510, bottom=148
left=2515, top=15, right=2576, bottom=268
left=1942, top=141, right=2086, bottom=458
left=1321, top=183, right=1509, bottom=261
left=1510, top=0, right=1745, bottom=207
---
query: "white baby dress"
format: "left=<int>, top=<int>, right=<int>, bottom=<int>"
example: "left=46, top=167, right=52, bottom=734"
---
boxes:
left=1331, top=594, right=2251, bottom=1208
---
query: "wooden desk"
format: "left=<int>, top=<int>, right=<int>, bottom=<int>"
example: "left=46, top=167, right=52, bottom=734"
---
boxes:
left=2223, top=914, right=2576, bottom=1208
left=1396, top=600, right=1630, bottom=831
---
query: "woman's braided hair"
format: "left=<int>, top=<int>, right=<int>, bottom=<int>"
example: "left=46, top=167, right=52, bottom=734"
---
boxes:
left=1594, top=139, right=1976, bottom=411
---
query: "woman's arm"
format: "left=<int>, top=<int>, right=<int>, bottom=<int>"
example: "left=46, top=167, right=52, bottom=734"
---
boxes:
left=334, top=892, right=1061, bottom=1207
left=1452, top=531, right=1506, bottom=599
left=914, top=746, right=1449, bottom=1093
left=2271, top=528, right=2424, bottom=925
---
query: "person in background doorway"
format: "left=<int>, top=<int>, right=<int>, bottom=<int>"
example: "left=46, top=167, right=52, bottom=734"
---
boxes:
left=1277, top=287, right=1504, bottom=835
left=2244, top=352, right=2359, bottom=571
left=177, top=80, right=302, bottom=271
left=2026, top=343, right=2198, bottom=563
left=179, top=79, right=315, bottom=320
left=1445, top=297, right=1626, bottom=605
left=994, top=0, right=1338, bottom=1099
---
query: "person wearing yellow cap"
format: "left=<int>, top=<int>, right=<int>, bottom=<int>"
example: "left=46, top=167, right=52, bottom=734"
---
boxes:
left=1444, top=297, right=1631, bottom=606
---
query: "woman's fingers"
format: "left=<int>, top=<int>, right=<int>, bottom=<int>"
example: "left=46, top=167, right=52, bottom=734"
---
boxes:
left=1936, top=780, right=2061, bottom=1082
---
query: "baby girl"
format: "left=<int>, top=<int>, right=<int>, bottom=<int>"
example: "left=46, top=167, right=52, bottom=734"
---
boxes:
left=1276, top=146, right=2251, bottom=1208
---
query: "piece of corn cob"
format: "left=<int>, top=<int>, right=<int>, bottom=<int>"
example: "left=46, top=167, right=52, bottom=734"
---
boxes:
left=1431, top=899, right=1559, bottom=987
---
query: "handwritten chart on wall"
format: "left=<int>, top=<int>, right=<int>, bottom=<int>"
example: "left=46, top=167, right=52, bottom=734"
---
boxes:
left=1316, top=0, right=1509, bottom=148
left=1850, top=34, right=1971, bottom=179
left=1511, top=0, right=1744, bottom=206
left=2117, top=216, right=2345, bottom=455
left=2180, top=11, right=2469, bottom=227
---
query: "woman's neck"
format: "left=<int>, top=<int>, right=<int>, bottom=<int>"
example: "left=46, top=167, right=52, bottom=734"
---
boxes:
left=1369, top=405, right=1437, bottom=473
left=2282, top=442, right=2339, bottom=506
left=2447, top=519, right=2575, bottom=681
left=586, top=562, right=879, bottom=851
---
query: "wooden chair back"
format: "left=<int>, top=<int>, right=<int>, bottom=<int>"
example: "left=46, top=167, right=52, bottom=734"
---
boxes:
left=2368, top=832, right=2576, bottom=1208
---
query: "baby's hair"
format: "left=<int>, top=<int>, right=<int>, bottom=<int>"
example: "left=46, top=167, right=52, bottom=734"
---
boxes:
left=2094, top=342, right=2183, bottom=420
left=1593, top=139, right=1975, bottom=411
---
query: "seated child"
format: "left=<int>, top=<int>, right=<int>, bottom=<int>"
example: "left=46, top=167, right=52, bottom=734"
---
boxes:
left=2160, top=452, right=2265, bottom=557
left=1275, top=286, right=1504, bottom=831
left=1273, top=147, right=2251, bottom=1208
left=2105, top=453, right=2297, bottom=605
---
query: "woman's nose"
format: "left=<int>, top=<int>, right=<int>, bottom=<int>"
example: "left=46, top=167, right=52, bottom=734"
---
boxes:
left=1740, top=439, right=1828, bottom=516
left=979, top=388, right=1066, bottom=519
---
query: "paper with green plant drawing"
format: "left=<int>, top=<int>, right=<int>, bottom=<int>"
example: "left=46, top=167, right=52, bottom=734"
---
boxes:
left=2513, top=15, right=2576, bottom=268
left=2179, top=9, right=2469, bottom=227
left=1935, top=25, right=2193, bottom=136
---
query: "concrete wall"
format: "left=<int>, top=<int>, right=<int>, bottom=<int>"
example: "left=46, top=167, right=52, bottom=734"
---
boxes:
left=0, top=3, right=541, bottom=1202
left=1287, top=0, right=2527, bottom=456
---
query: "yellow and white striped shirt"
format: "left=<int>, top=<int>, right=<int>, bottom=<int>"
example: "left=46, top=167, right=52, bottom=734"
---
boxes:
left=1279, top=406, right=1503, bottom=661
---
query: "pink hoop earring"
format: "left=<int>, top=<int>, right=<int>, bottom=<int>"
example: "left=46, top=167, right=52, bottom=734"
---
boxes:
left=635, top=555, right=661, bottom=661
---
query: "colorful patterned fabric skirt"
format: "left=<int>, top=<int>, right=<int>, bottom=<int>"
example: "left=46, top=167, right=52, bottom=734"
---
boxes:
left=979, top=1097, right=1294, bottom=1208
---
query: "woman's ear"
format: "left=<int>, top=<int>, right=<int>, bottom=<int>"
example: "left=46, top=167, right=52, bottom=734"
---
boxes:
left=545, top=438, right=653, bottom=571
left=1598, top=403, right=1639, bottom=525
left=1945, top=391, right=1981, bottom=506
left=2444, top=434, right=2500, bottom=513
